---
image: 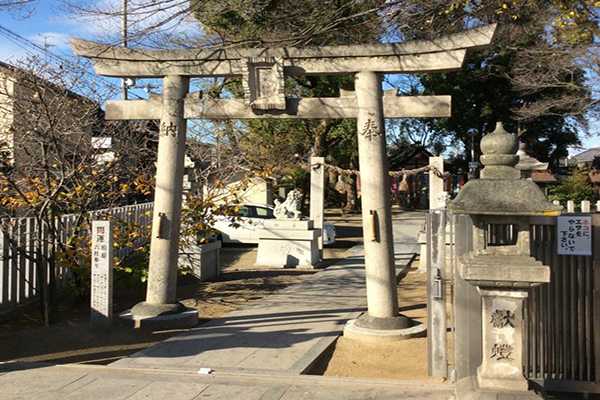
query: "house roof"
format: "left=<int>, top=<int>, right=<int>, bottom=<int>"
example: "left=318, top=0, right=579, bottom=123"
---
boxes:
left=531, top=170, right=556, bottom=183
left=572, top=147, right=600, bottom=162
left=388, top=145, right=434, bottom=170
left=0, top=60, right=94, bottom=104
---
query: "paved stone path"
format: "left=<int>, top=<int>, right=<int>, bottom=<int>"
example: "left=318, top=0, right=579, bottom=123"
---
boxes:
left=0, top=212, right=448, bottom=399
left=0, top=362, right=452, bottom=400
left=111, top=212, right=425, bottom=374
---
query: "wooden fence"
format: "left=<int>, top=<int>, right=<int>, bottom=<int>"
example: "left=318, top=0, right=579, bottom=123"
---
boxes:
left=556, top=199, right=599, bottom=213
left=0, top=202, right=153, bottom=317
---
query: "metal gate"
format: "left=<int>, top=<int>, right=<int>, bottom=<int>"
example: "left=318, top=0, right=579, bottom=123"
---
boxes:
left=426, top=211, right=599, bottom=393
left=526, top=215, right=599, bottom=392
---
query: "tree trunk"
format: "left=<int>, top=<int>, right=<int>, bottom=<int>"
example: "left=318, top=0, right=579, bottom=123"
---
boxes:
left=47, top=209, right=58, bottom=323
left=313, top=119, right=333, bottom=157
left=344, top=175, right=360, bottom=212
left=35, top=217, right=50, bottom=325
left=344, top=157, right=360, bottom=212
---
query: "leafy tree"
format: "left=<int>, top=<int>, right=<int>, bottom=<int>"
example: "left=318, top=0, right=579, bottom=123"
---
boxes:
left=548, top=167, right=597, bottom=208
left=189, top=1, right=597, bottom=176
left=386, top=1, right=597, bottom=168
left=191, top=0, right=384, bottom=47
left=188, top=1, right=384, bottom=209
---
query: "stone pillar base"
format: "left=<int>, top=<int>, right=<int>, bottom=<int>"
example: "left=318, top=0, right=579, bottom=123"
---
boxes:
left=478, top=289, right=530, bottom=391
left=131, top=301, right=186, bottom=317
left=477, top=365, right=528, bottom=392
left=121, top=305, right=198, bottom=330
left=343, top=315, right=426, bottom=344
left=456, top=376, right=546, bottom=400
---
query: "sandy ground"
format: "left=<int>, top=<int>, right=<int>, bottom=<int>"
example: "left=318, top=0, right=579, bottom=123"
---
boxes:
left=309, top=259, right=443, bottom=383
left=0, top=210, right=441, bottom=384
left=0, top=251, right=320, bottom=365
left=0, top=210, right=364, bottom=366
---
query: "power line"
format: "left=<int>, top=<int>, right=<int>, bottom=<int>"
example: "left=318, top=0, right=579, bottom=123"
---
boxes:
left=0, top=24, right=145, bottom=99
left=0, top=24, right=70, bottom=64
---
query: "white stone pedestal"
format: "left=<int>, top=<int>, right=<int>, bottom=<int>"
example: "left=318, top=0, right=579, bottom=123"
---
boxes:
left=478, top=289, right=528, bottom=392
left=179, top=240, right=221, bottom=281
left=256, top=219, right=320, bottom=268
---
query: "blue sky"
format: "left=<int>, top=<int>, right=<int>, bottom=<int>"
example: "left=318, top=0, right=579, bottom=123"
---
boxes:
left=0, top=2, right=86, bottom=61
left=2, top=3, right=600, bottom=154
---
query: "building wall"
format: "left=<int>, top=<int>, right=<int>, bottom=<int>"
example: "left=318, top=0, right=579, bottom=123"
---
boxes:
left=207, top=174, right=274, bottom=206
left=0, top=68, right=15, bottom=164
left=0, top=64, right=95, bottom=171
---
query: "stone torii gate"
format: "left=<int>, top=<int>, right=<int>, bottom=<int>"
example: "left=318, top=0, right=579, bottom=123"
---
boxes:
left=71, top=24, right=496, bottom=336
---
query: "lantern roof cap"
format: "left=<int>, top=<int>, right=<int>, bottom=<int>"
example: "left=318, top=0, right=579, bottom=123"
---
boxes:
left=448, top=122, right=562, bottom=216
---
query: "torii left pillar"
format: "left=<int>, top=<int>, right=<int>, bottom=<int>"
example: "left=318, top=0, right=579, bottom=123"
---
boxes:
left=130, top=75, right=199, bottom=328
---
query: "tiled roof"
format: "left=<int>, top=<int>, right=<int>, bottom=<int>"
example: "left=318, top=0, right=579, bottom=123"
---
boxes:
left=573, top=147, right=600, bottom=162
left=531, top=170, right=557, bottom=183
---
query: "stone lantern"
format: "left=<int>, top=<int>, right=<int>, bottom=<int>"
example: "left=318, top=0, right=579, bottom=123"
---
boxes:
left=448, top=122, right=562, bottom=399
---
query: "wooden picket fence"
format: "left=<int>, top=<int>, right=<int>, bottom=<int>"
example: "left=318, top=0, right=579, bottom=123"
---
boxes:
left=0, top=202, right=153, bottom=318
left=558, top=199, right=599, bottom=213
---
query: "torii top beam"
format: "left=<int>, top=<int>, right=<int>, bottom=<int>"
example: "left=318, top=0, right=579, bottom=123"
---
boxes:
left=70, top=25, right=497, bottom=78
left=71, top=25, right=496, bottom=120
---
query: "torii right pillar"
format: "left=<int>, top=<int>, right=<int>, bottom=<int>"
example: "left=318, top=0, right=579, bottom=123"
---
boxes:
left=344, top=71, right=426, bottom=341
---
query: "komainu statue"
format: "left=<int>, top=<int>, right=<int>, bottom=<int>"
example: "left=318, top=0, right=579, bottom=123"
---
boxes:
left=274, top=190, right=303, bottom=220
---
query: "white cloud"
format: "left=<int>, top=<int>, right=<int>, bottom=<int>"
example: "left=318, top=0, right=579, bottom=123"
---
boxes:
left=28, top=32, right=74, bottom=52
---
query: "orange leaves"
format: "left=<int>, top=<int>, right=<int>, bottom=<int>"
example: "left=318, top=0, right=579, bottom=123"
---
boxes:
left=133, top=174, right=154, bottom=196
left=548, top=1, right=600, bottom=45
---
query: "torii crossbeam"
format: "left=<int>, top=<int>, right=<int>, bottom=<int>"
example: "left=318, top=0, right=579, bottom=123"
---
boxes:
left=71, top=24, right=496, bottom=335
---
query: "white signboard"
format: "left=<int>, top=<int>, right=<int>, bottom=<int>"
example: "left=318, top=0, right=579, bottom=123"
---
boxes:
left=91, top=220, right=114, bottom=333
left=557, top=215, right=592, bottom=256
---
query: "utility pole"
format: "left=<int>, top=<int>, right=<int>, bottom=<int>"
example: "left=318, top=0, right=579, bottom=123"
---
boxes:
left=38, top=34, right=54, bottom=65
left=122, top=0, right=128, bottom=100
left=467, top=128, right=478, bottom=181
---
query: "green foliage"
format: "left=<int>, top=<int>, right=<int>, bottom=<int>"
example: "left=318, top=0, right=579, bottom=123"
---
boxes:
left=419, top=58, right=583, bottom=169
left=192, top=0, right=384, bottom=46
left=326, top=119, right=359, bottom=168
left=180, top=192, right=241, bottom=245
left=395, top=0, right=591, bottom=168
left=277, top=168, right=309, bottom=192
left=190, top=1, right=380, bottom=202
left=548, top=168, right=597, bottom=209
left=56, top=216, right=153, bottom=297
left=55, top=186, right=245, bottom=297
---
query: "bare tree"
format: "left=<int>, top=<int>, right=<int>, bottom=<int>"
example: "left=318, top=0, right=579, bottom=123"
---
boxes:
left=0, top=0, right=41, bottom=17
left=0, top=56, right=156, bottom=323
